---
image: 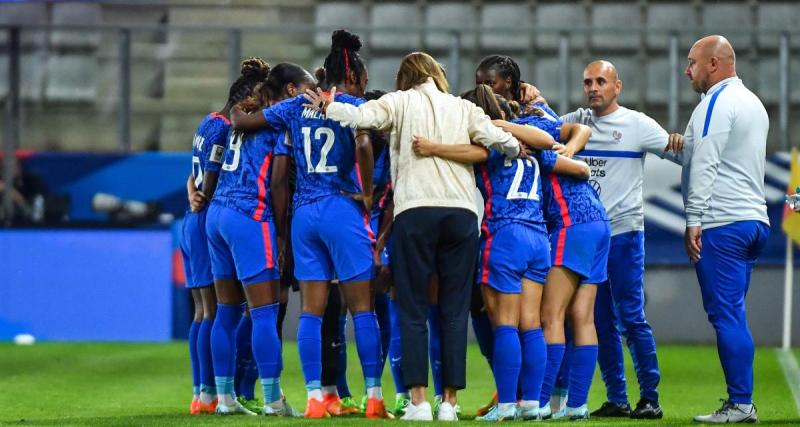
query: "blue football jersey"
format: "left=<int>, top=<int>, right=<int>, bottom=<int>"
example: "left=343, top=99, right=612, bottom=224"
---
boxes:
left=371, top=142, right=391, bottom=217
left=262, top=94, right=366, bottom=209
left=476, top=145, right=553, bottom=236
left=519, top=115, right=608, bottom=230
left=191, top=113, right=230, bottom=194
left=212, top=127, right=289, bottom=221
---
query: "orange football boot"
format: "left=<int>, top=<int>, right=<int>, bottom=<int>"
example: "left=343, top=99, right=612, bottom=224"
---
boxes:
left=190, top=397, right=200, bottom=415
left=322, top=394, right=345, bottom=416
left=195, top=398, right=218, bottom=414
left=365, top=398, right=393, bottom=419
left=304, top=398, right=331, bottom=419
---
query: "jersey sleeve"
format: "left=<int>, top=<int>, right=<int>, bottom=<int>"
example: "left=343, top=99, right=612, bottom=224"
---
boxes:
left=326, top=93, right=396, bottom=131
left=262, top=98, right=294, bottom=132
left=205, top=122, right=229, bottom=173
left=637, top=112, right=670, bottom=156
left=537, top=149, right=558, bottom=173
left=274, top=131, right=291, bottom=156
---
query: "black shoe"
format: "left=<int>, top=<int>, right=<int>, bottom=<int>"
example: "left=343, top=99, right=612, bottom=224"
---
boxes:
left=590, top=401, right=632, bottom=417
left=631, top=398, right=663, bottom=419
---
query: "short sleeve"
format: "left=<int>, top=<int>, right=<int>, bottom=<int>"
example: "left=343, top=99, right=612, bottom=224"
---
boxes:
left=205, top=122, right=229, bottom=173
left=262, top=98, right=294, bottom=132
left=637, top=112, right=670, bottom=155
left=537, top=149, right=558, bottom=173
left=559, top=109, right=584, bottom=124
left=274, top=131, right=291, bottom=156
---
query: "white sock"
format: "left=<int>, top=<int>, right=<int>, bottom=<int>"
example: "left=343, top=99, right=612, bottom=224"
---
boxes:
left=218, top=393, right=237, bottom=406
left=308, top=388, right=323, bottom=401
left=519, top=400, right=539, bottom=410
left=322, top=385, right=338, bottom=396
left=199, top=392, right=215, bottom=404
left=367, top=386, right=383, bottom=400
left=737, top=403, right=754, bottom=412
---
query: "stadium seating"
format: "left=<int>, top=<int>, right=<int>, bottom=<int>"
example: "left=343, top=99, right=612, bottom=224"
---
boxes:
left=0, top=0, right=798, bottom=151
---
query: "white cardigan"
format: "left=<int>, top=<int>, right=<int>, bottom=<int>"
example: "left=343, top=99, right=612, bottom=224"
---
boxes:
left=326, top=78, right=520, bottom=217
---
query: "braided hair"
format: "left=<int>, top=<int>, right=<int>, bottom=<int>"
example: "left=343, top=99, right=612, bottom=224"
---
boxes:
left=318, top=29, right=366, bottom=90
left=476, top=55, right=522, bottom=102
left=228, top=57, right=270, bottom=105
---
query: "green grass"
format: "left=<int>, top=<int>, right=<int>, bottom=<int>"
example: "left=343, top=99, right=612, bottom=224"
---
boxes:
left=0, top=343, right=798, bottom=426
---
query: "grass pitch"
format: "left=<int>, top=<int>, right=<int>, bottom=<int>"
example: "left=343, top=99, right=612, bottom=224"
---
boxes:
left=1, top=342, right=798, bottom=426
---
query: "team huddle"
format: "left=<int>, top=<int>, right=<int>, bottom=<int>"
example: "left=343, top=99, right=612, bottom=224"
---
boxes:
left=180, top=29, right=769, bottom=423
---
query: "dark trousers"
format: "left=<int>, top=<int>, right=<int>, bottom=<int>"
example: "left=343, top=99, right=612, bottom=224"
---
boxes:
left=392, top=207, right=479, bottom=390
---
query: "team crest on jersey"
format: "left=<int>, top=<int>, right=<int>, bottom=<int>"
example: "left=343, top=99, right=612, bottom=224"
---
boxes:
left=589, top=179, right=601, bottom=195
left=210, top=144, right=225, bottom=163
left=612, top=130, right=623, bottom=142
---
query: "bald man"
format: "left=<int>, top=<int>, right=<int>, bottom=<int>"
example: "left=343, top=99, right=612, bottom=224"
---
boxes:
left=560, top=60, right=683, bottom=420
left=682, top=35, right=768, bottom=424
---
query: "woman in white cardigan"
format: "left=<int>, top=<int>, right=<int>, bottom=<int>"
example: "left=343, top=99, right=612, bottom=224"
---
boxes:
left=304, top=52, right=522, bottom=421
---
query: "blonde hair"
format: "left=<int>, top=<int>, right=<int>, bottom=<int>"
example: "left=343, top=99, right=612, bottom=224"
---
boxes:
left=395, top=52, right=449, bottom=93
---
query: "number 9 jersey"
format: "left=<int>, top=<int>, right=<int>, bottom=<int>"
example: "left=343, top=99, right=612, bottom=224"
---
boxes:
left=261, top=93, right=366, bottom=210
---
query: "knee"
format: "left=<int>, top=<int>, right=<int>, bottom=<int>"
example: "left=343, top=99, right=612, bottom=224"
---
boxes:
left=569, top=306, right=594, bottom=331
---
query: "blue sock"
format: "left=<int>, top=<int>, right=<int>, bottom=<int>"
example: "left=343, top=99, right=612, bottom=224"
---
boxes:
left=211, top=303, right=242, bottom=396
left=189, top=321, right=201, bottom=396
left=198, top=319, right=216, bottom=394
left=297, top=312, right=323, bottom=392
left=428, top=304, right=443, bottom=396
left=520, top=328, right=546, bottom=402
left=335, top=314, right=352, bottom=398
left=252, top=303, right=282, bottom=404
left=388, top=299, right=407, bottom=394
left=539, top=343, right=566, bottom=405
left=492, top=326, right=521, bottom=404
left=554, top=329, right=573, bottom=393
left=353, top=311, right=383, bottom=388
left=234, top=315, right=255, bottom=400
left=567, top=345, right=598, bottom=408
left=472, top=311, right=495, bottom=368
left=375, top=292, right=392, bottom=368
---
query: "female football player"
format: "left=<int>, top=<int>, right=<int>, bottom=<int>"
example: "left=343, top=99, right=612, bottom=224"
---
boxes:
left=231, top=30, right=389, bottom=419
left=180, top=58, right=267, bottom=415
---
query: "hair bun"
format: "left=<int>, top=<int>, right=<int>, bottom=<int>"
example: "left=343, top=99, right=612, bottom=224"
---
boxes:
left=314, top=67, right=326, bottom=84
left=331, top=29, right=362, bottom=52
left=240, top=57, right=270, bottom=80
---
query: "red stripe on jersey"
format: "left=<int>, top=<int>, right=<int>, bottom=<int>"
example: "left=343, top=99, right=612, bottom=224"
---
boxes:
left=209, top=112, right=231, bottom=125
left=479, top=164, right=493, bottom=284
left=549, top=174, right=572, bottom=227
left=172, top=248, right=186, bottom=287
left=261, top=222, right=274, bottom=269
left=378, top=180, right=392, bottom=209
left=554, top=227, right=567, bottom=265
left=253, top=153, right=274, bottom=221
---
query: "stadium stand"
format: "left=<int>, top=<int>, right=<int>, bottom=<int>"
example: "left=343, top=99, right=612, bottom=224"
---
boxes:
left=0, top=0, right=798, bottom=151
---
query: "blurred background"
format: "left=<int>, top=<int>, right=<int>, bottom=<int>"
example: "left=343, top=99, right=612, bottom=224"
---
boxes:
left=0, top=0, right=798, bottom=346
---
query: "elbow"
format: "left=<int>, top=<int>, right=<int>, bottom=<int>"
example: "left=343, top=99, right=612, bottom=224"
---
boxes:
left=579, top=163, right=591, bottom=180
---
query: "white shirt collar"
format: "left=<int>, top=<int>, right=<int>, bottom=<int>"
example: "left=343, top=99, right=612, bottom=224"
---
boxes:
left=701, top=76, right=741, bottom=100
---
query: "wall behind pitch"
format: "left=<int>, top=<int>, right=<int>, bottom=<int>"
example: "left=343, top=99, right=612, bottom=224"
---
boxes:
left=0, top=229, right=173, bottom=341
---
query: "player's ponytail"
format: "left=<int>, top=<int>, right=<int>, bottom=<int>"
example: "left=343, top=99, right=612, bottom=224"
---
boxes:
left=320, top=29, right=366, bottom=90
left=228, top=57, right=270, bottom=105
left=461, top=85, right=504, bottom=120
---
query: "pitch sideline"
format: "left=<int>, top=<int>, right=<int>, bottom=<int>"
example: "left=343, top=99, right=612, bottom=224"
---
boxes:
left=777, top=349, right=800, bottom=415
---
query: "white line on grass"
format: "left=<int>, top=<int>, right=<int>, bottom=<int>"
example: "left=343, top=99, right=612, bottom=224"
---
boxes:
left=777, top=348, right=800, bottom=415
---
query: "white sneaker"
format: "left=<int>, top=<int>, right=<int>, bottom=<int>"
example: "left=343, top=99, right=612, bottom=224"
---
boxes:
left=215, top=398, right=257, bottom=416
left=437, top=402, right=458, bottom=421
left=694, top=400, right=758, bottom=424
left=401, top=401, right=434, bottom=421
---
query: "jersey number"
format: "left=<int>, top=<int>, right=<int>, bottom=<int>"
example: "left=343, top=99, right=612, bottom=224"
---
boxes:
left=302, top=126, right=337, bottom=173
left=222, top=133, right=243, bottom=172
left=506, top=158, right=540, bottom=201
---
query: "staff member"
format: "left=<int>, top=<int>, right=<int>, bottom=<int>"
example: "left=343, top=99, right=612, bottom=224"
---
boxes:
left=304, top=52, right=521, bottom=422
left=561, top=60, right=683, bottom=420
left=682, top=35, right=769, bottom=424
